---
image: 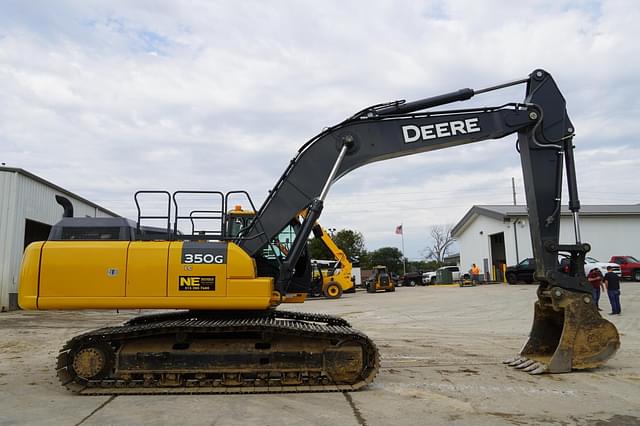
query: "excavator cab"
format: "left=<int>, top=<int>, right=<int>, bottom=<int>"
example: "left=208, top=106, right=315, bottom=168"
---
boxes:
left=366, top=266, right=395, bottom=293
left=225, top=205, right=256, bottom=239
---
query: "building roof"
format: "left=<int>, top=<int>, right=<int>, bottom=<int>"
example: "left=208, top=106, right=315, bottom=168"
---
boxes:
left=0, top=166, right=120, bottom=217
left=452, top=204, right=640, bottom=237
left=443, top=253, right=460, bottom=263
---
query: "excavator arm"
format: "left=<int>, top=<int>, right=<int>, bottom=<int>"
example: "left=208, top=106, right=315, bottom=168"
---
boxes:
left=242, top=70, right=573, bottom=293
left=240, top=69, right=619, bottom=373
left=241, top=107, right=533, bottom=260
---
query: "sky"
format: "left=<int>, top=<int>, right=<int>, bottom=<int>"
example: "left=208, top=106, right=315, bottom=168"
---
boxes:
left=1, top=1, right=639, bottom=259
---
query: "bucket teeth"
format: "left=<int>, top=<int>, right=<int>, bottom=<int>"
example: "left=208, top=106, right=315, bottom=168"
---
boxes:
left=515, top=359, right=536, bottom=369
left=504, top=356, right=544, bottom=372
left=502, top=356, right=520, bottom=365
left=528, top=364, right=548, bottom=375
left=522, top=362, right=542, bottom=373
left=508, top=357, right=527, bottom=367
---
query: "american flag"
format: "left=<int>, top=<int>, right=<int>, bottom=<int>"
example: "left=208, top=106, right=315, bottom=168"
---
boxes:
left=395, top=224, right=403, bottom=235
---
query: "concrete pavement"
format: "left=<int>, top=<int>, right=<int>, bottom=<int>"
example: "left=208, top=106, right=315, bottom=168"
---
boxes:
left=1, top=283, right=638, bottom=425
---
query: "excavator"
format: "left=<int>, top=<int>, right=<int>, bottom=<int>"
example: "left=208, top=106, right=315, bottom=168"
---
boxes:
left=18, top=69, right=620, bottom=394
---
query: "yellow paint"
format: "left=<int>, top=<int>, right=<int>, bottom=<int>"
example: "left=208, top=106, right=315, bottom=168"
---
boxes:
left=39, top=241, right=129, bottom=298
left=127, top=241, right=169, bottom=297
left=312, top=223, right=354, bottom=294
left=227, top=243, right=256, bottom=278
left=282, top=293, right=307, bottom=303
left=17, top=242, right=44, bottom=310
left=36, top=296, right=273, bottom=310
left=227, top=278, right=273, bottom=299
left=18, top=240, right=276, bottom=310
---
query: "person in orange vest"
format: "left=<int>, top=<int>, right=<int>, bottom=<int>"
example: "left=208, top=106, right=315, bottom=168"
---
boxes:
left=470, top=263, right=481, bottom=284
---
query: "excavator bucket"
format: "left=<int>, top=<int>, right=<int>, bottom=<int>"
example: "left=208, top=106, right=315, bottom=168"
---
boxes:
left=504, top=287, right=620, bottom=374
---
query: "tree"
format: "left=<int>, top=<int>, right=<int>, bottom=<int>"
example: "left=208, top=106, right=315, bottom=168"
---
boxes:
left=423, top=224, right=455, bottom=264
left=365, top=247, right=404, bottom=274
left=406, top=259, right=440, bottom=273
left=307, top=227, right=366, bottom=263
left=307, top=236, right=332, bottom=260
left=333, top=229, right=366, bottom=262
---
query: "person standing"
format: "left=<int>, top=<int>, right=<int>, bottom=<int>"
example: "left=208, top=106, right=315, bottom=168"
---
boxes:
left=587, top=268, right=604, bottom=311
left=470, top=263, right=480, bottom=284
left=603, top=266, right=621, bottom=315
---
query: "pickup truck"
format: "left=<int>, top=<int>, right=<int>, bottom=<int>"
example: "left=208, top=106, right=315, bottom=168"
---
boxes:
left=422, top=271, right=437, bottom=285
left=506, top=256, right=621, bottom=285
left=583, top=256, right=622, bottom=278
left=399, top=272, right=421, bottom=287
left=609, top=256, right=640, bottom=281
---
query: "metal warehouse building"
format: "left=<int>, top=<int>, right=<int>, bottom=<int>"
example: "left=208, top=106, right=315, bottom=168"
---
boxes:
left=452, top=204, right=640, bottom=281
left=0, top=166, right=118, bottom=311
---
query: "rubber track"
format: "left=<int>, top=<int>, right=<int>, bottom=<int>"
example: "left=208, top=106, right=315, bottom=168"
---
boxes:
left=123, top=309, right=352, bottom=328
left=57, top=310, right=378, bottom=395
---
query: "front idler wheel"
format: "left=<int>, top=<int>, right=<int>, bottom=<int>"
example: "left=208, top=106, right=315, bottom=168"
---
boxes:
left=68, top=342, right=115, bottom=383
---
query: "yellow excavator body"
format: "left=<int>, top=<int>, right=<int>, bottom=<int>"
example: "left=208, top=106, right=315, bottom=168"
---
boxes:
left=19, top=240, right=279, bottom=311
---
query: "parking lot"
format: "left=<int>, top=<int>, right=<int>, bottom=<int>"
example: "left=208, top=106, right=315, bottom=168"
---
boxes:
left=1, top=283, right=638, bottom=426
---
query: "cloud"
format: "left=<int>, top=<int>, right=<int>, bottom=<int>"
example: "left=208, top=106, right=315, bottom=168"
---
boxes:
left=1, top=0, right=638, bottom=259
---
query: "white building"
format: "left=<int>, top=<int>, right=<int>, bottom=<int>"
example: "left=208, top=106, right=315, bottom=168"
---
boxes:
left=0, top=167, right=118, bottom=311
left=452, top=204, right=640, bottom=280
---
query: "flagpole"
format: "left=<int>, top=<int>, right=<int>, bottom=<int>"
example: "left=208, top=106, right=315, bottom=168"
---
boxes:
left=401, top=223, right=406, bottom=275
left=395, top=223, right=407, bottom=275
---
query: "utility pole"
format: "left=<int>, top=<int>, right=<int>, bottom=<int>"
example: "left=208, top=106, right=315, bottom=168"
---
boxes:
left=512, top=177, right=520, bottom=263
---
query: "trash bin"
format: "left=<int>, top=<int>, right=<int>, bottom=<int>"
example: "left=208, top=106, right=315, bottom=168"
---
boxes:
left=436, top=268, right=453, bottom=284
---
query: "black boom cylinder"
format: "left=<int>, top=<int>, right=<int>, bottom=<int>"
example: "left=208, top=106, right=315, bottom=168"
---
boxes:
left=377, top=88, right=475, bottom=115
